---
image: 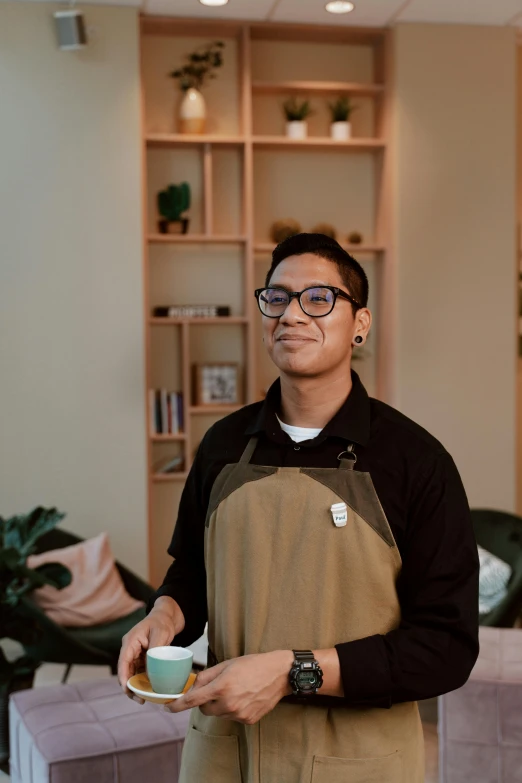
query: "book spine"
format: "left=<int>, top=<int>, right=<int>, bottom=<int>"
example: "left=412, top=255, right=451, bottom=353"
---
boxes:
left=148, top=389, right=156, bottom=435
left=155, top=391, right=161, bottom=435
left=169, top=392, right=179, bottom=434
left=177, top=392, right=184, bottom=433
left=167, top=394, right=172, bottom=435
left=160, top=389, right=168, bottom=435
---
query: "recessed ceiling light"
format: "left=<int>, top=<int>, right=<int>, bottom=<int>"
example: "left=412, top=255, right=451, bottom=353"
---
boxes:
left=199, top=0, right=229, bottom=6
left=325, top=1, right=355, bottom=13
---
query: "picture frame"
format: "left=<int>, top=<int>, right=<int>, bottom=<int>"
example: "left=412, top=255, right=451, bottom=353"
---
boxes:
left=192, top=363, right=241, bottom=406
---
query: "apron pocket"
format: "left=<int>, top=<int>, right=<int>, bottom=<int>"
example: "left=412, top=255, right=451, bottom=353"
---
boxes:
left=179, top=726, right=242, bottom=783
left=311, top=749, right=402, bottom=783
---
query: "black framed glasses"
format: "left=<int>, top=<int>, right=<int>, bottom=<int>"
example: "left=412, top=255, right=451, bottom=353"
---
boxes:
left=254, top=286, right=362, bottom=319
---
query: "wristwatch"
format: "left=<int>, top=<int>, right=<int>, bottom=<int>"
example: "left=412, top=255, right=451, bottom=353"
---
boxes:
left=288, top=649, right=324, bottom=696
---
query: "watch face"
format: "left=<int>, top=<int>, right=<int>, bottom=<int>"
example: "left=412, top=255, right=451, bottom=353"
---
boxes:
left=296, top=671, right=319, bottom=689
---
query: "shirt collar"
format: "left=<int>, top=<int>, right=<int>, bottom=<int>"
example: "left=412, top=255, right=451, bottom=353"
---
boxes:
left=245, top=368, right=371, bottom=447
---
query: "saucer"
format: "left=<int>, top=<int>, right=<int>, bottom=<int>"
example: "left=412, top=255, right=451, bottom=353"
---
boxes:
left=127, top=671, right=197, bottom=704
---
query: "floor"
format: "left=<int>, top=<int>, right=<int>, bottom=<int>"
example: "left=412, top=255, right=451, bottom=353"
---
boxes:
left=1, top=656, right=439, bottom=782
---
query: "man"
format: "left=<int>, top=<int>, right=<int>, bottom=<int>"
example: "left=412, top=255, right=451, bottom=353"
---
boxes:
left=119, top=233, right=479, bottom=783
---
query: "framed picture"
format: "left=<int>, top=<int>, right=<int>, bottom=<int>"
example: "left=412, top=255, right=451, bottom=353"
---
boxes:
left=193, top=363, right=241, bottom=406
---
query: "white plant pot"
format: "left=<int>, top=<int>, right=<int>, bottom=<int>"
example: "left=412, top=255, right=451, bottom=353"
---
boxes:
left=286, top=120, right=307, bottom=140
left=178, top=87, right=206, bottom=134
left=330, top=121, right=351, bottom=140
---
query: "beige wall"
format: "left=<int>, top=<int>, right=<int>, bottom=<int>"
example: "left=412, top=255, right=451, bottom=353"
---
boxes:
left=1, top=10, right=519, bottom=585
left=0, top=3, right=148, bottom=576
left=393, top=24, right=517, bottom=511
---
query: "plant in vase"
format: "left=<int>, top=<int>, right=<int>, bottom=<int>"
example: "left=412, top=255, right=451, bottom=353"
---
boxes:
left=328, top=95, right=357, bottom=140
left=170, top=40, right=225, bottom=134
left=157, top=182, right=191, bottom=234
left=0, top=507, right=72, bottom=768
left=282, top=97, right=313, bottom=139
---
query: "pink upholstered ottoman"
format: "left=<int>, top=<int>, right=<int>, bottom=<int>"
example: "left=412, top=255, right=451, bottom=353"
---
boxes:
left=9, top=676, right=190, bottom=783
left=439, top=627, right=522, bottom=783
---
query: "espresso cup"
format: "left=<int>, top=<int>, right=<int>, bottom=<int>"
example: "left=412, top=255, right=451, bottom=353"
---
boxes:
left=146, top=646, right=193, bottom=694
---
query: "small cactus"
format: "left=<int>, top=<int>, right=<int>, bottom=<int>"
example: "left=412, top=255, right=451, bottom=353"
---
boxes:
left=158, top=182, right=191, bottom=222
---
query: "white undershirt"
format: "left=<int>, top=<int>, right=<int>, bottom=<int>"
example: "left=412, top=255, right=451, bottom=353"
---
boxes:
left=276, top=414, right=323, bottom=443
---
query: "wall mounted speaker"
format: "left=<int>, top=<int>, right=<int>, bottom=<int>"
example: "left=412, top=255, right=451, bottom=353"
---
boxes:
left=53, top=10, right=88, bottom=50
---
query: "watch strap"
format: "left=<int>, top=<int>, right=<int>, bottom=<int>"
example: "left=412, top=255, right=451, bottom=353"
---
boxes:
left=292, top=649, right=315, bottom=662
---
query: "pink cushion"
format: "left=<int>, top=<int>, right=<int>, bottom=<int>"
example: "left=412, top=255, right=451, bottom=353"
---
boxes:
left=26, top=532, right=144, bottom=627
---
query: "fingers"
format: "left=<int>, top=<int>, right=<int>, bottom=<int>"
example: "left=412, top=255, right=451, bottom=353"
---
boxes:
left=118, top=634, right=147, bottom=692
left=165, top=679, right=220, bottom=713
left=127, top=694, right=145, bottom=705
left=191, top=663, right=226, bottom=690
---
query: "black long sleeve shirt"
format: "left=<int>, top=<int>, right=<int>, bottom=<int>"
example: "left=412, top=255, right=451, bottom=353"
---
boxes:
left=147, top=368, right=480, bottom=708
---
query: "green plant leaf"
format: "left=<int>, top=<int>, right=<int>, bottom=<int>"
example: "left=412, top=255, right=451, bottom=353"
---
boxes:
left=33, top=562, right=72, bottom=590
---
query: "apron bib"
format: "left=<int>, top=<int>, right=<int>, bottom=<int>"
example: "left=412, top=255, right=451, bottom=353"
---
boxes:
left=179, top=437, right=424, bottom=783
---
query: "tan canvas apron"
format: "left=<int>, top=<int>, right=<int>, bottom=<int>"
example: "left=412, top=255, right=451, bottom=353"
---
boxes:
left=178, top=437, right=425, bottom=783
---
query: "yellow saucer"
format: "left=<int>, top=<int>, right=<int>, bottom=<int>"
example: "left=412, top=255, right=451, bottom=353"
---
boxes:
left=127, top=671, right=197, bottom=704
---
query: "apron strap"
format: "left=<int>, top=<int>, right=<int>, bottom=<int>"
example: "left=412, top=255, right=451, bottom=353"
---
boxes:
left=239, top=436, right=259, bottom=464
left=338, top=443, right=357, bottom=471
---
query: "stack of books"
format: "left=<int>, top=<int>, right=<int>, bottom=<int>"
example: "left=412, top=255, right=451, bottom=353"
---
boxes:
left=149, top=389, right=184, bottom=434
left=153, top=305, right=231, bottom=318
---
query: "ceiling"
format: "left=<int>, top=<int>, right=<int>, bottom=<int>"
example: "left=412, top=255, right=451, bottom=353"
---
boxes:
left=11, top=0, right=522, bottom=27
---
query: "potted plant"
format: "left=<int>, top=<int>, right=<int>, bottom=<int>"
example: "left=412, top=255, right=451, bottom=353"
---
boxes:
left=328, top=95, right=357, bottom=140
left=0, top=507, right=71, bottom=768
left=157, top=182, right=191, bottom=235
left=282, top=97, right=313, bottom=139
left=170, top=41, right=225, bottom=134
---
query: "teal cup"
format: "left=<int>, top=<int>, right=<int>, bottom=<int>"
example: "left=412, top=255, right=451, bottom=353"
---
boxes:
left=146, top=646, right=193, bottom=695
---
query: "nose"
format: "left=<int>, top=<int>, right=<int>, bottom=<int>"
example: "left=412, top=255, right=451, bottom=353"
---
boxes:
left=279, top=295, right=308, bottom=324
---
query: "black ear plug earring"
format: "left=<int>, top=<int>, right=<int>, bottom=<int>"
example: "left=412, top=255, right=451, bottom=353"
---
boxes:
left=354, top=335, right=363, bottom=344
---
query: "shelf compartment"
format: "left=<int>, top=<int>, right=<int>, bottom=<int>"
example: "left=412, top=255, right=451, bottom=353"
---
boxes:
left=253, top=136, right=385, bottom=150
left=148, top=234, right=248, bottom=245
left=150, top=433, right=186, bottom=442
left=146, top=134, right=245, bottom=148
left=151, top=472, right=188, bottom=482
left=190, top=405, right=243, bottom=415
left=254, top=243, right=385, bottom=254
left=150, top=317, right=248, bottom=326
left=252, top=81, right=384, bottom=96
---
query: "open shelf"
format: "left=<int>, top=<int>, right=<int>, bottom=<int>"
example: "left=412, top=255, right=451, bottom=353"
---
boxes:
left=150, top=433, right=186, bottom=442
left=252, top=81, right=385, bottom=96
left=152, top=472, right=188, bottom=482
left=253, top=136, right=385, bottom=150
left=146, top=134, right=245, bottom=148
left=148, top=234, right=248, bottom=244
left=141, top=14, right=393, bottom=585
left=189, top=405, right=243, bottom=415
left=149, top=317, right=248, bottom=326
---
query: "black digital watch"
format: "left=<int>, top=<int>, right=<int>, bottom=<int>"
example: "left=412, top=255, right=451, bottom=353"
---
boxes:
left=288, top=649, right=324, bottom=696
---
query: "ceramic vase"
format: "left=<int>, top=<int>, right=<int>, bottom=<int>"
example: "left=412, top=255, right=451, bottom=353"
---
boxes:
left=178, top=87, right=206, bottom=134
left=286, top=121, right=307, bottom=139
left=330, top=121, right=351, bottom=140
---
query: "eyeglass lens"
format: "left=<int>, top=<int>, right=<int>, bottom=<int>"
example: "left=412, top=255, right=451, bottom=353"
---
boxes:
left=259, top=287, right=335, bottom=317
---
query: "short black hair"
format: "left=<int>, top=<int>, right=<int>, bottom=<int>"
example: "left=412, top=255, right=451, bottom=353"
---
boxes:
left=265, top=233, right=369, bottom=316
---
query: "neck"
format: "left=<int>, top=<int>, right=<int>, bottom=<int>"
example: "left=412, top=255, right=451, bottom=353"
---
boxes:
left=278, top=367, right=353, bottom=429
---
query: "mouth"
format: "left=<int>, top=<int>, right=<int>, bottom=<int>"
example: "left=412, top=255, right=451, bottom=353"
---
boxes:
left=276, top=334, right=315, bottom=344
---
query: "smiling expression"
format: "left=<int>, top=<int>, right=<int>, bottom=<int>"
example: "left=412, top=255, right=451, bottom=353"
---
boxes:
left=261, top=253, right=371, bottom=379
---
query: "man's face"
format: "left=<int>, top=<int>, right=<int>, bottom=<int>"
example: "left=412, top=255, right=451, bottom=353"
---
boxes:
left=261, top=253, right=364, bottom=378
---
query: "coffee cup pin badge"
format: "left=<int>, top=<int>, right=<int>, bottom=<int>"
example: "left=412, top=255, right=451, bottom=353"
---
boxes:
left=330, top=502, right=348, bottom=527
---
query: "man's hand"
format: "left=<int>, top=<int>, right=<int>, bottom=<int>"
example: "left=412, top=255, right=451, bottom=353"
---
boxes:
left=117, top=596, right=184, bottom=703
left=165, top=650, right=294, bottom=724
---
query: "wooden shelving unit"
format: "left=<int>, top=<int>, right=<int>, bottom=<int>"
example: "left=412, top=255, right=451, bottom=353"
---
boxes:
left=140, top=16, right=393, bottom=584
